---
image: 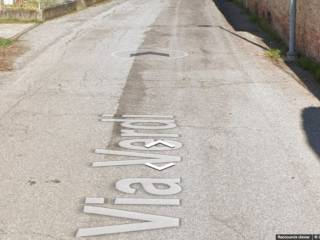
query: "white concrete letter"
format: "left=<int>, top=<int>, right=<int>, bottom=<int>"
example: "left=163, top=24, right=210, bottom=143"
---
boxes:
left=115, top=178, right=182, bottom=196
left=118, top=139, right=182, bottom=151
left=92, top=149, right=181, bottom=167
left=100, top=119, right=176, bottom=130
left=114, top=198, right=180, bottom=206
left=121, top=129, right=179, bottom=138
left=76, top=206, right=180, bottom=237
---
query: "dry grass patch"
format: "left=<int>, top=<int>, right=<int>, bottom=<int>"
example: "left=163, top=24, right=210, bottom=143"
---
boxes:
left=0, top=41, right=25, bottom=71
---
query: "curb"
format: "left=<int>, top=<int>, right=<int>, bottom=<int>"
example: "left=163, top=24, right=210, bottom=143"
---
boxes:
left=10, top=23, right=41, bottom=41
left=3, top=0, right=119, bottom=41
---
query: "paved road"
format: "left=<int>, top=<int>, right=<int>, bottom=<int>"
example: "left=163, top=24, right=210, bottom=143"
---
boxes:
left=1, top=0, right=320, bottom=239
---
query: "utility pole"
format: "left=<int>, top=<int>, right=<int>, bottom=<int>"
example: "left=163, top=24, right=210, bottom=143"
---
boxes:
left=287, top=0, right=297, bottom=61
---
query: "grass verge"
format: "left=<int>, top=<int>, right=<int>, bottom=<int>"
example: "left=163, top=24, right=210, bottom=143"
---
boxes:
left=0, top=38, right=13, bottom=48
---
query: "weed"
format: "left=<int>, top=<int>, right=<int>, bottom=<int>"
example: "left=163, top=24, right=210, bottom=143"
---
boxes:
left=222, top=0, right=320, bottom=82
left=298, top=56, right=320, bottom=81
left=249, top=14, right=258, bottom=23
left=265, top=48, right=282, bottom=61
left=315, top=69, right=320, bottom=81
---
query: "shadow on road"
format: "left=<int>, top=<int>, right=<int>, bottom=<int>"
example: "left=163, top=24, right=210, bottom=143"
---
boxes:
left=214, top=0, right=261, bottom=32
left=214, top=0, right=320, bottom=159
left=219, top=26, right=268, bottom=51
left=302, top=107, right=320, bottom=157
left=213, top=0, right=320, bottom=103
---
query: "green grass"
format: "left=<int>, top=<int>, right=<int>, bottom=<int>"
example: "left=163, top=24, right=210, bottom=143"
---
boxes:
left=297, top=56, right=320, bottom=81
left=231, top=0, right=243, bottom=7
left=265, top=48, right=282, bottom=61
left=0, top=38, right=13, bottom=48
left=226, top=0, right=287, bottom=61
left=248, top=14, right=258, bottom=23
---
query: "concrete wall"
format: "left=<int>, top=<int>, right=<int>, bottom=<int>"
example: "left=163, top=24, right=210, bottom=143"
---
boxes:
left=41, top=1, right=77, bottom=21
left=241, top=0, right=320, bottom=62
left=0, top=0, right=109, bottom=21
left=0, top=8, right=39, bottom=21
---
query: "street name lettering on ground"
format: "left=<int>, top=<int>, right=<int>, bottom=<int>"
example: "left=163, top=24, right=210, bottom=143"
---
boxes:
left=76, top=114, right=184, bottom=238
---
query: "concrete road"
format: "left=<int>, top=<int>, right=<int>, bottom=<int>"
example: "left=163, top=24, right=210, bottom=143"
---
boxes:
left=1, top=0, right=320, bottom=239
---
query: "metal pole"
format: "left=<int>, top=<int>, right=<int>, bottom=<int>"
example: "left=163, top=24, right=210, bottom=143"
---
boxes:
left=287, top=0, right=297, bottom=61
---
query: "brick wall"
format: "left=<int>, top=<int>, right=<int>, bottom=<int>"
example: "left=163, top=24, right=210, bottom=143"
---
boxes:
left=243, top=0, right=320, bottom=62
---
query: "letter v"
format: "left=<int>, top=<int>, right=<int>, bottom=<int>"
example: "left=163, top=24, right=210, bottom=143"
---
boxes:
left=76, top=206, right=180, bottom=237
left=92, top=149, right=181, bottom=167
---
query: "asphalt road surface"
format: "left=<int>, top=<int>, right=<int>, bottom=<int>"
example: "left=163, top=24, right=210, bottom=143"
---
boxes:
left=1, top=0, right=320, bottom=239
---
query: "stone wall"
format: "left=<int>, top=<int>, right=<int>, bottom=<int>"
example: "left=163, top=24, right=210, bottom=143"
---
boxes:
left=242, top=0, right=320, bottom=62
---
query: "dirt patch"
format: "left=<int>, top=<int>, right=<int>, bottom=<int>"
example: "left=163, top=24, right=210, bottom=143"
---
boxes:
left=0, top=41, right=26, bottom=71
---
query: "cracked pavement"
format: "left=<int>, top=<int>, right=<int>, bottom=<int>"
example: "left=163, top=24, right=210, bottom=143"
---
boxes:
left=1, top=0, right=320, bottom=239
